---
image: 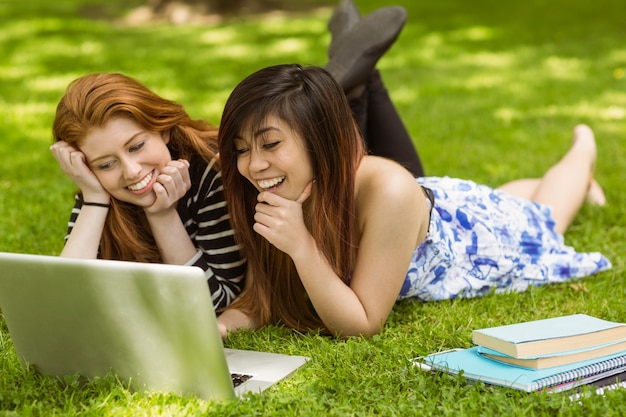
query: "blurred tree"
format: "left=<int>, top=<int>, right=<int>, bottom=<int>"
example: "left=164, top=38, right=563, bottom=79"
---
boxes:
left=123, top=0, right=331, bottom=25
left=148, top=0, right=328, bottom=15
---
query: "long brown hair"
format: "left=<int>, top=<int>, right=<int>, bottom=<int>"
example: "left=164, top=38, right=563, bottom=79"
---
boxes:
left=218, top=64, right=366, bottom=332
left=52, top=73, right=219, bottom=263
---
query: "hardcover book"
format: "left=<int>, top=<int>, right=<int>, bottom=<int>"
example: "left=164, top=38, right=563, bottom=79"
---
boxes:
left=477, top=339, right=626, bottom=370
left=471, top=314, right=626, bottom=358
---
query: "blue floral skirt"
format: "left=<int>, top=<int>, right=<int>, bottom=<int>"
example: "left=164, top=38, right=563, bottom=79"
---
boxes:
left=398, top=177, right=612, bottom=301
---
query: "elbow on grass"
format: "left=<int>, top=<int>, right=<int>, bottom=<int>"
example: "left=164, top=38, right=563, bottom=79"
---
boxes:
left=330, top=323, right=385, bottom=339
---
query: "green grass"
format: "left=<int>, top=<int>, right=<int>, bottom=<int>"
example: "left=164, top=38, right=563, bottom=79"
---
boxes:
left=1, top=0, right=625, bottom=415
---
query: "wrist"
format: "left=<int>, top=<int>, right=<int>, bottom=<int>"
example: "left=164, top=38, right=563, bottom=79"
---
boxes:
left=289, top=234, right=317, bottom=264
left=81, top=194, right=110, bottom=206
left=82, top=201, right=111, bottom=208
left=144, top=204, right=177, bottom=218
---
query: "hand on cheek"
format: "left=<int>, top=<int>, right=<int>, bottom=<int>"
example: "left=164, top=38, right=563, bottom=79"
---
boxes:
left=50, top=141, right=109, bottom=201
left=145, top=159, right=191, bottom=214
left=253, top=181, right=314, bottom=254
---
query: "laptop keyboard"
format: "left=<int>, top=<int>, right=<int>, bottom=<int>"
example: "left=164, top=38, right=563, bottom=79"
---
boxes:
left=231, top=373, right=253, bottom=388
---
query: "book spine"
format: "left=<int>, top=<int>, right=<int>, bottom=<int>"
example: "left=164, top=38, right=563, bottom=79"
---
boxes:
left=531, top=355, right=626, bottom=391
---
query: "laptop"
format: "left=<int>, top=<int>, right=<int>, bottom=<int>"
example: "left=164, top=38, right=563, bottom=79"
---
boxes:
left=0, top=252, right=309, bottom=401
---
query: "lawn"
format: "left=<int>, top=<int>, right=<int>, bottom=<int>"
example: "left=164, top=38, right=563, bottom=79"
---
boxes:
left=1, top=0, right=625, bottom=415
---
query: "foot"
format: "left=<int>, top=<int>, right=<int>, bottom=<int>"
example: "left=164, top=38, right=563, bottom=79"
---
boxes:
left=571, top=124, right=597, bottom=160
left=586, top=178, right=606, bottom=206
left=327, top=0, right=361, bottom=58
left=325, top=6, right=407, bottom=92
left=571, top=124, right=606, bottom=206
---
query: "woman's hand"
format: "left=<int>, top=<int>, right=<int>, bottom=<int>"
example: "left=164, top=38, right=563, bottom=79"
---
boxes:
left=217, top=306, right=255, bottom=340
left=253, top=181, right=313, bottom=255
left=145, top=159, right=191, bottom=215
left=217, top=322, right=228, bottom=340
left=50, top=141, right=109, bottom=202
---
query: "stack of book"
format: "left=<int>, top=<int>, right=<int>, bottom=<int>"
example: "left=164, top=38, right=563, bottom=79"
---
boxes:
left=417, top=314, right=626, bottom=393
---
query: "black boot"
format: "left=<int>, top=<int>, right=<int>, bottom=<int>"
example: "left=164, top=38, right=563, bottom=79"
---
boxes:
left=325, top=6, right=407, bottom=92
left=327, top=0, right=361, bottom=59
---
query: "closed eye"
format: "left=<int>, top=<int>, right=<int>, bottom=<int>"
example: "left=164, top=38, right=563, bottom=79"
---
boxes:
left=262, top=141, right=280, bottom=150
left=235, top=147, right=250, bottom=155
left=96, top=160, right=117, bottom=170
left=129, top=141, right=145, bottom=152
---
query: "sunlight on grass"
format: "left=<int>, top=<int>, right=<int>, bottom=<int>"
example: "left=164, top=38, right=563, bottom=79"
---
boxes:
left=457, top=51, right=514, bottom=68
left=0, top=65, right=39, bottom=80
left=29, top=37, right=105, bottom=61
left=0, top=104, right=54, bottom=150
left=599, top=105, right=626, bottom=120
left=449, top=25, right=498, bottom=42
left=1, top=0, right=626, bottom=415
left=198, top=90, right=234, bottom=120
left=273, top=38, right=311, bottom=54
left=541, top=56, right=587, bottom=81
left=257, top=16, right=326, bottom=36
left=199, top=26, right=238, bottom=44
left=213, top=43, right=256, bottom=59
left=608, top=48, right=626, bottom=63
left=411, top=32, right=445, bottom=61
left=495, top=101, right=626, bottom=123
left=493, top=107, right=521, bottom=124
left=4, top=102, right=53, bottom=123
left=26, top=74, right=82, bottom=94
left=210, top=36, right=317, bottom=60
left=388, top=85, right=420, bottom=108
left=0, top=20, right=47, bottom=43
left=463, top=72, right=507, bottom=89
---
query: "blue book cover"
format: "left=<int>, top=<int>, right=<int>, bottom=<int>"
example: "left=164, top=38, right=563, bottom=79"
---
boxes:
left=471, top=314, right=626, bottom=358
left=420, top=346, right=626, bottom=392
left=476, top=339, right=626, bottom=360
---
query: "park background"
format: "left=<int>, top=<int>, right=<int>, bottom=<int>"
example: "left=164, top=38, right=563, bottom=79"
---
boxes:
left=0, top=0, right=625, bottom=415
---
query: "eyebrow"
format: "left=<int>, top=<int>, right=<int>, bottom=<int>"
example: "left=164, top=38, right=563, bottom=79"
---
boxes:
left=234, top=125, right=281, bottom=143
left=87, top=131, right=146, bottom=165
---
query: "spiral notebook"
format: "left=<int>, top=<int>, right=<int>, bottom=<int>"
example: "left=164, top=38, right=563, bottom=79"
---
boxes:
left=416, top=347, right=626, bottom=393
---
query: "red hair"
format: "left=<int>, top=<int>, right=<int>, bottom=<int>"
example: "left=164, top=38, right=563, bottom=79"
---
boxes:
left=53, top=73, right=220, bottom=262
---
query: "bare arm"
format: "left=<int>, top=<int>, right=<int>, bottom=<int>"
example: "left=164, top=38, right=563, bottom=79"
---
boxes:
left=255, top=157, right=430, bottom=337
left=151, top=160, right=246, bottom=309
left=50, top=141, right=110, bottom=258
left=217, top=265, right=255, bottom=339
left=60, top=205, right=109, bottom=258
left=144, top=159, right=197, bottom=265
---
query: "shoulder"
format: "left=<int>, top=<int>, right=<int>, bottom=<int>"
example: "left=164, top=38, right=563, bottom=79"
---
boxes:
left=354, top=156, right=430, bottom=256
left=355, top=156, right=424, bottom=225
left=181, top=155, right=227, bottom=215
left=187, top=155, right=222, bottom=192
left=356, top=156, right=419, bottom=201
left=189, top=154, right=219, bottom=178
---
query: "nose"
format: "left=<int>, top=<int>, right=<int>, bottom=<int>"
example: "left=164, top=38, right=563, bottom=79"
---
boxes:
left=248, top=147, right=270, bottom=173
left=121, top=157, right=142, bottom=180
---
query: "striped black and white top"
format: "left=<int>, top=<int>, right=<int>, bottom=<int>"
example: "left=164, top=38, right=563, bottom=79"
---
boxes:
left=65, top=155, right=246, bottom=310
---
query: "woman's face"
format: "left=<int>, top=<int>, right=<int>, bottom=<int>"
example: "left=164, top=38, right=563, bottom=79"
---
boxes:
left=234, top=115, right=314, bottom=201
left=80, top=116, right=172, bottom=207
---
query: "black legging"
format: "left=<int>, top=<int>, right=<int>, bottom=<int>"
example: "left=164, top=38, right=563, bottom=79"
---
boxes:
left=348, top=71, right=425, bottom=177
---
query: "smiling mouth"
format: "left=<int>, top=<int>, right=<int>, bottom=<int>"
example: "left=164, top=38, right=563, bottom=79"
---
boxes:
left=127, top=171, right=154, bottom=192
left=258, top=176, right=285, bottom=190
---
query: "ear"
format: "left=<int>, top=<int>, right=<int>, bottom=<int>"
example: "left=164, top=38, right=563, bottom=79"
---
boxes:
left=161, top=129, right=170, bottom=144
